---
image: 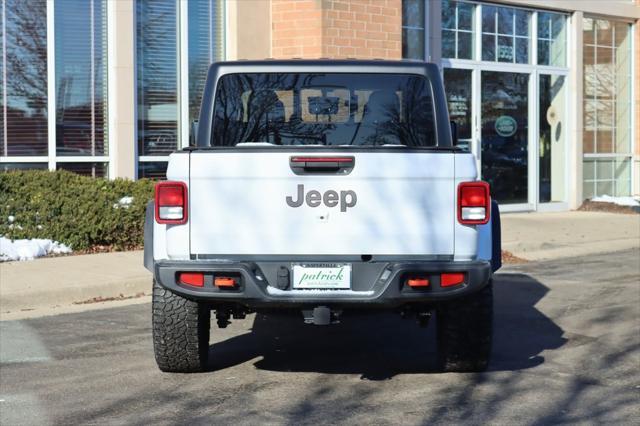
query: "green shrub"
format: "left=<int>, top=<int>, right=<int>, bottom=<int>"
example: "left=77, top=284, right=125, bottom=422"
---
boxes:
left=0, top=170, right=155, bottom=251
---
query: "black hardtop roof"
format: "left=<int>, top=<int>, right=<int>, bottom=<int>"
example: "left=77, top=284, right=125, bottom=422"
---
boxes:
left=214, top=58, right=432, bottom=66
left=208, top=59, right=439, bottom=75
left=194, top=59, right=453, bottom=149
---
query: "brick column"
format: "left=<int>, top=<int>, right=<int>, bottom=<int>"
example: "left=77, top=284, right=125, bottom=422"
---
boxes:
left=271, top=0, right=402, bottom=59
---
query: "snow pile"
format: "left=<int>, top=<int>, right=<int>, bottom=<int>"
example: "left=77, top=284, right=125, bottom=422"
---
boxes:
left=113, top=196, right=134, bottom=209
left=0, top=237, right=72, bottom=262
left=591, top=195, right=640, bottom=207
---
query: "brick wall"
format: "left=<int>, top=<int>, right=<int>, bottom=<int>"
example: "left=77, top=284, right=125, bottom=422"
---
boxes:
left=272, top=0, right=323, bottom=58
left=271, top=0, right=402, bottom=59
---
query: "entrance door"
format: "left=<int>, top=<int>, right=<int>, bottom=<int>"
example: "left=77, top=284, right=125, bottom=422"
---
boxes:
left=539, top=74, right=567, bottom=204
left=481, top=71, right=529, bottom=205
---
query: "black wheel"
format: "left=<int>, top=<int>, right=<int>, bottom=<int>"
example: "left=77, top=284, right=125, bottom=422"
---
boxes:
left=152, top=279, right=210, bottom=373
left=436, top=280, right=493, bottom=372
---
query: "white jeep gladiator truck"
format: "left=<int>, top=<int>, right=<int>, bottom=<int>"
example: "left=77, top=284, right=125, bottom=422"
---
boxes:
left=144, top=60, right=501, bottom=373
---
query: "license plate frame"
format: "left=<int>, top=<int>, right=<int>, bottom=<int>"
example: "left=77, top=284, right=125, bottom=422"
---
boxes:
left=291, top=263, right=352, bottom=289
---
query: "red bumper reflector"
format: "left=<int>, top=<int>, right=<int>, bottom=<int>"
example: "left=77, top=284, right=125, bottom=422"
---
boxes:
left=215, top=277, right=237, bottom=288
left=441, top=273, right=465, bottom=287
left=407, top=277, right=430, bottom=287
left=179, top=272, right=204, bottom=287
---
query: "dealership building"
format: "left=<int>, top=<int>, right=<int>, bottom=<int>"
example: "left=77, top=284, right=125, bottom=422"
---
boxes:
left=1, top=0, right=639, bottom=212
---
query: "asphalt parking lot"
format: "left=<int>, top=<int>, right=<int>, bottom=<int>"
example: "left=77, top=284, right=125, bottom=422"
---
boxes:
left=1, top=249, right=639, bottom=425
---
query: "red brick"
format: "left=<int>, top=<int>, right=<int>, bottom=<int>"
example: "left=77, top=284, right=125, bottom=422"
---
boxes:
left=339, top=28, right=354, bottom=38
left=366, top=22, right=381, bottom=32
left=338, top=11, right=354, bottom=20
left=333, top=19, right=351, bottom=29
left=350, top=37, right=366, bottom=47
left=371, top=14, right=386, bottom=24
left=332, top=2, right=349, bottom=11
left=371, top=48, right=387, bottom=58
left=381, top=7, right=398, bottom=17
left=366, top=5, right=381, bottom=14
left=350, top=3, right=366, bottom=13
left=339, top=46, right=356, bottom=56
left=354, top=47, right=373, bottom=58
left=381, top=23, right=397, bottom=33
left=295, top=1, right=316, bottom=11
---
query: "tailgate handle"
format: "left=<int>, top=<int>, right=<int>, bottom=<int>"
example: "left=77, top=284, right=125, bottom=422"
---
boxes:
left=290, top=156, right=355, bottom=175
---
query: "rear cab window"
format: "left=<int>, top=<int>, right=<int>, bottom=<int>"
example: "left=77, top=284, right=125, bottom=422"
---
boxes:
left=211, top=73, right=437, bottom=148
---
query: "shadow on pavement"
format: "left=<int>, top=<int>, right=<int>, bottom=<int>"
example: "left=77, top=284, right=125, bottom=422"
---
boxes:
left=206, top=273, right=567, bottom=379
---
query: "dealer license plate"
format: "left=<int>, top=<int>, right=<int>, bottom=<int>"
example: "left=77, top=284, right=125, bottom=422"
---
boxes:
left=292, top=263, right=351, bottom=289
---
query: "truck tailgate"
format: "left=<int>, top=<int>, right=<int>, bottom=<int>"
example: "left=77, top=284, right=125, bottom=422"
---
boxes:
left=189, top=151, right=455, bottom=256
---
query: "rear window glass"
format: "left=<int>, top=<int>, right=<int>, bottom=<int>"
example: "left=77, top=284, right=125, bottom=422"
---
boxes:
left=211, top=73, right=436, bottom=147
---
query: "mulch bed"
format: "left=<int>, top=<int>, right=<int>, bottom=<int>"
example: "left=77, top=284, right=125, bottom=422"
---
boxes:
left=578, top=200, right=639, bottom=215
left=73, top=292, right=147, bottom=305
left=502, top=250, right=529, bottom=264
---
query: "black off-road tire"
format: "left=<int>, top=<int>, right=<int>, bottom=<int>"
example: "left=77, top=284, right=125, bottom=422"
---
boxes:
left=152, top=279, right=210, bottom=373
left=436, top=280, right=493, bottom=372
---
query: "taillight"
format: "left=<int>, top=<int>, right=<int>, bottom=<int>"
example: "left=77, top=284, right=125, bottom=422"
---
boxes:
left=155, top=181, right=188, bottom=224
left=457, top=181, right=490, bottom=225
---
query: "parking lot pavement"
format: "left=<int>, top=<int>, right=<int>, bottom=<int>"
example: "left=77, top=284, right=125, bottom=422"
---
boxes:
left=1, top=249, right=639, bottom=425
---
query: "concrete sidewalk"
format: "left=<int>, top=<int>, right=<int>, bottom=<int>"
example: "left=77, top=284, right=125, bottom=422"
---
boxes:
left=1, top=211, right=638, bottom=319
left=501, top=211, right=639, bottom=261
left=1, top=251, right=151, bottom=319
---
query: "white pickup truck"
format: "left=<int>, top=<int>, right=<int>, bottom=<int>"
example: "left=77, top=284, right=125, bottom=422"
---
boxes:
left=144, top=60, right=502, bottom=373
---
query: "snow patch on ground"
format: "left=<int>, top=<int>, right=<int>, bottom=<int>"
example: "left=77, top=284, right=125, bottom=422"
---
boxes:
left=113, top=196, right=134, bottom=209
left=591, top=195, right=640, bottom=207
left=0, top=237, right=72, bottom=262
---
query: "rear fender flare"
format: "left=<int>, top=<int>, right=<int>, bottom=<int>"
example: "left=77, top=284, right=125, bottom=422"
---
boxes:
left=144, top=201, right=154, bottom=272
left=476, top=200, right=502, bottom=272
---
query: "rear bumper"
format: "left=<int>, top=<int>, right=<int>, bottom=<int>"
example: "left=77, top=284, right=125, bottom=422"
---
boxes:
left=153, top=259, right=492, bottom=309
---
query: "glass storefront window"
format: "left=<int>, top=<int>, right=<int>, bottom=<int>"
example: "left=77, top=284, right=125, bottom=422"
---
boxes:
left=188, top=0, right=224, bottom=144
left=0, top=163, right=48, bottom=172
left=481, top=5, right=530, bottom=64
left=583, top=158, right=632, bottom=198
left=138, top=161, right=168, bottom=180
left=55, top=0, right=108, bottom=157
left=57, top=162, right=107, bottom=178
left=441, top=0, right=475, bottom=60
left=481, top=71, right=530, bottom=204
left=136, top=0, right=178, bottom=156
left=0, top=0, right=48, bottom=157
left=582, top=17, right=632, bottom=198
left=537, top=12, right=566, bottom=67
left=402, top=0, right=425, bottom=60
left=539, top=74, right=567, bottom=203
left=443, top=68, right=472, bottom=151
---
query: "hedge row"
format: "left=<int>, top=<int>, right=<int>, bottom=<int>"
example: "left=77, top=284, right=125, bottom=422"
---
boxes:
left=0, top=170, right=155, bottom=251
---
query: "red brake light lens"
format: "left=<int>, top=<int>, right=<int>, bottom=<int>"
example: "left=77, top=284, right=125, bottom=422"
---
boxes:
left=155, top=181, right=188, bottom=224
left=457, top=181, right=490, bottom=225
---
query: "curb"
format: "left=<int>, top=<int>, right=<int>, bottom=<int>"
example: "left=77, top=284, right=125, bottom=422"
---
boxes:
left=1, top=277, right=150, bottom=316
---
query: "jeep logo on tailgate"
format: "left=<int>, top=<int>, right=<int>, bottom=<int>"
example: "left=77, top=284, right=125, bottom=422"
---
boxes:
left=286, top=184, right=357, bottom=212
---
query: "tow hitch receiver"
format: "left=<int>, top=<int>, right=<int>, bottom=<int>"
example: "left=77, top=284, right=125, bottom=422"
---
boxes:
left=302, top=306, right=341, bottom=325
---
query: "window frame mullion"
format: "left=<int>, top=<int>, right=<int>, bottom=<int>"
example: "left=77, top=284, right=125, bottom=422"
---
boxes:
left=46, top=0, right=56, bottom=170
